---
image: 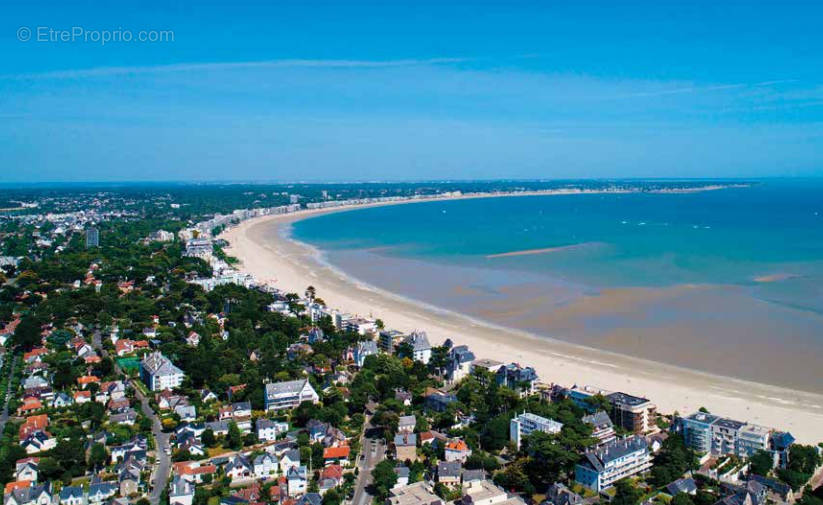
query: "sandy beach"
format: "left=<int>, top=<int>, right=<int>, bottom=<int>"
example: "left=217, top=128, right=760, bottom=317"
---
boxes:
left=221, top=200, right=823, bottom=444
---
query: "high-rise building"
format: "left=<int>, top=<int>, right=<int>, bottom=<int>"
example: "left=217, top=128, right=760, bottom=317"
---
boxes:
left=85, top=227, right=99, bottom=248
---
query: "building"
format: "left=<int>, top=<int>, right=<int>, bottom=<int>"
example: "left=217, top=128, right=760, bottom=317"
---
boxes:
left=394, top=433, right=418, bottom=462
left=437, top=461, right=462, bottom=488
left=542, top=483, right=583, bottom=505
left=510, top=412, right=563, bottom=450
left=85, top=228, right=99, bottom=248
left=461, top=479, right=527, bottom=505
left=379, top=330, right=406, bottom=354
left=677, top=412, right=773, bottom=458
left=256, top=418, right=289, bottom=441
left=575, top=436, right=652, bottom=492
left=496, top=363, right=538, bottom=396
left=386, top=482, right=442, bottom=505
left=354, top=340, right=379, bottom=367
left=140, top=352, right=185, bottom=391
left=606, top=392, right=657, bottom=434
left=444, top=439, right=472, bottom=463
left=264, top=379, right=319, bottom=411
left=404, top=331, right=432, bottom=364
left=169, top=475, right=195, bottom=505
left=397, top=415, right=416, bottom=434
left=446, top=345, right=476, bottom=384
left=582, top=411, right=616, bottom=446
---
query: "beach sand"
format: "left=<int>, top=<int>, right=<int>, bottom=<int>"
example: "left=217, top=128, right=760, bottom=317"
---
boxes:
left=221, top=203, right=823, bottom=444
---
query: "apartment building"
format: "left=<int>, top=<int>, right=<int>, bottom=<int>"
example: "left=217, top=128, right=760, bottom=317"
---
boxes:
left=264, top=379, right=319, bottom=411
left=509, top=412, right=563, bottom=450
left=677, top=412, right=773, bottom=458
left=575, top=436, right=652, bottom=492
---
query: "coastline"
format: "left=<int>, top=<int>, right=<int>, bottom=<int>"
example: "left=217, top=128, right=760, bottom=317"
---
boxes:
left=220, top=196, right=823, bottom=444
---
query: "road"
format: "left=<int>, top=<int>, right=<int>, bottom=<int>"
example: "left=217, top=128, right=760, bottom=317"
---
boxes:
left=0, top=354, right=18, bottom=434
left=93, top=330, right=170, bottom=505
left=351, top=414, right=387, bottom=505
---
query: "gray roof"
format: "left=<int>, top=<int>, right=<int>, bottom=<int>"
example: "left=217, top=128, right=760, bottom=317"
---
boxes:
left=582, top=411, right=613, bottom=428
left=394, top=433, right=417, bottom=446
left=666, top=478, right=698, bottom=496
left=141, top=351, right=183, bottom=377
left=60, top=486, right=84, bottom=500
left=437, top=461, right=462, bottom=478
left=582, top=436, right=648, bottom=472
left=266, top=379, right=309, bottom=396
left=395, top=466, right=410, bottom=478
left=405, top=331, right=431, bottom=351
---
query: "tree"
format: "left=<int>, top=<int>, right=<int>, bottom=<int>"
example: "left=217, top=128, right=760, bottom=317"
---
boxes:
left=323, top=488, right=342, bottom=505
left=227, top=421, right=243, bottom=450
left=748, top=450, right=774, bottom=476
left=651, top=434, right=698, bottom=487
left=201, top=428, right=216, bottom=447
left=87, top=442, right=107, bottom=470
left=612, top=479, right=643, bottom=505
left=13, top=314, right=42, bottom=350
left=672, top=494, right=696, bottom=505
left=371, top=460, right=398, bottom=501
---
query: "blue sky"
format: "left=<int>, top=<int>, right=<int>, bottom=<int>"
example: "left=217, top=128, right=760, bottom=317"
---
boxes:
left=1, top=0, right=822, bottom=182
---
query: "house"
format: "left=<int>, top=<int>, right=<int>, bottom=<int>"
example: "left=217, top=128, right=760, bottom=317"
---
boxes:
left=280, top=449, right=301, bottom=473
left=386, top=482, right=442, bottom=505
left=17, top=397, right=43, bottom=416
left=15, top=458, right=39, bottom=482
left=51, top=393, right=72, bottom=409
left=394, top=389, right=412, bottom=406
left=510, top=412, right=563, bottom=450
left=397, top=415, right=416, bottom=434
left=58, top=486, right=85, bottom=505
left=318, top=465, right=343, bottom=495
left=444, top=439, right=472, bottom=463
left=110, top=437, right=148, bottom=463
left=118, top=466, right=141, bottom=497
left=394, top=433, right=418, bottom=462
left=297, top=493, right=323, bottom=505
left=462, top=469, right=486, bottom=483
left=287, top=466, right=308, bottom=497
left=173, top=461, right=217, bottom=484
left=257, top=418, right=289, bottom=442
left=424, top=391, right=456, bottom=413
left=140, top=351, right=185, bottom=391
left=542, top=483, right=583, bottom=505
left=582, top=411, right=616, bottom=445
left=323, top=446, right=351, bottom=467
left=264, top=379, right=319, bottom=411
left=666, top=478, right=698, bottom=496
left=575, top=436, right=652, bottom=492
left=74, top=391, right=91, bottom=404
left=226, top=454, right=253, bottom=483
left=496, top=363, right=538, bottom=396
left=169, top=475, right=196, bottom=505
left=175, top=404, right=197, bottom=422
left=403, top=331, right=431, bottom=364
left=4, top=483, right=53, bottom=505
left=87, top=479, right=117, bottom=503
left=21, top=431, right=56, bottom=455
left=185, top=331, right=201, bottom=347
left=254, top=453, right=279, bottom=478
left=436, top=461, right=462, bottom=488
left=446, top=345, right=475, bottom=383
left=394, top=466, right=410, bottom=489
left=77, top=375, right=100, bottom=389
left=354, top=340, right=379, bottom=367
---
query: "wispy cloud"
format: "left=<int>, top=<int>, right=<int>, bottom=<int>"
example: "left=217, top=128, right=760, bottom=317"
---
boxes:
left=621, top=79, right=797, bottom=99
left=0, top=57, right=470, bottom=80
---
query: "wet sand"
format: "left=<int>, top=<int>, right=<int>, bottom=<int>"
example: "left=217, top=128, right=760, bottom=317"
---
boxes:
left=221, top=204, right=823, bottom=443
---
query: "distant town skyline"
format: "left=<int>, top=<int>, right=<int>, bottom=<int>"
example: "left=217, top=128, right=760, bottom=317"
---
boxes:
left=2, top=0, right=822, bottom=182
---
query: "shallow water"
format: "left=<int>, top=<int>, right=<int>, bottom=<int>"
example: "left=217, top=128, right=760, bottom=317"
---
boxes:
left=291, top=180, right=823, bottom=392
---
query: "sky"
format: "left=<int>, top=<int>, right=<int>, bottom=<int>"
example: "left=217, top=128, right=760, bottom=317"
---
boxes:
left=1, top=0, right=822, bottom=182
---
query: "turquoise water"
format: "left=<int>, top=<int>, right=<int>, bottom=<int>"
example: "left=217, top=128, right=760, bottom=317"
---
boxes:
left=290, top=180, right=823, bottom=390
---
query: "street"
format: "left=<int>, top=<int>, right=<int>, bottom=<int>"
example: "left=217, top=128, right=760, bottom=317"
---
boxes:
left=93, top=330, right=170, bottom=505
left=0, top=355, right=18, bottom=434
left=351, top=415, right=386, bottom=505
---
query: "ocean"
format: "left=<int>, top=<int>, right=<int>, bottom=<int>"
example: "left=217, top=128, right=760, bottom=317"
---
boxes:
left=290, top=180, right=823, bottom=392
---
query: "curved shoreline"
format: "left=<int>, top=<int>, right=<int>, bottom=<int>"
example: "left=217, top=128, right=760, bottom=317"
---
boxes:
left=221, top=197, right=823, bottom=444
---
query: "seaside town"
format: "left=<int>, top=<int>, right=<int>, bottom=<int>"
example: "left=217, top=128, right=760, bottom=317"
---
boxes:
left=0, top=182, right=820, bottom=505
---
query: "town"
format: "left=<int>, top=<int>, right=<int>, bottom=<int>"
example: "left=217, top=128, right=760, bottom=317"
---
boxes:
left=0, top=182, right=820, bottom=505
